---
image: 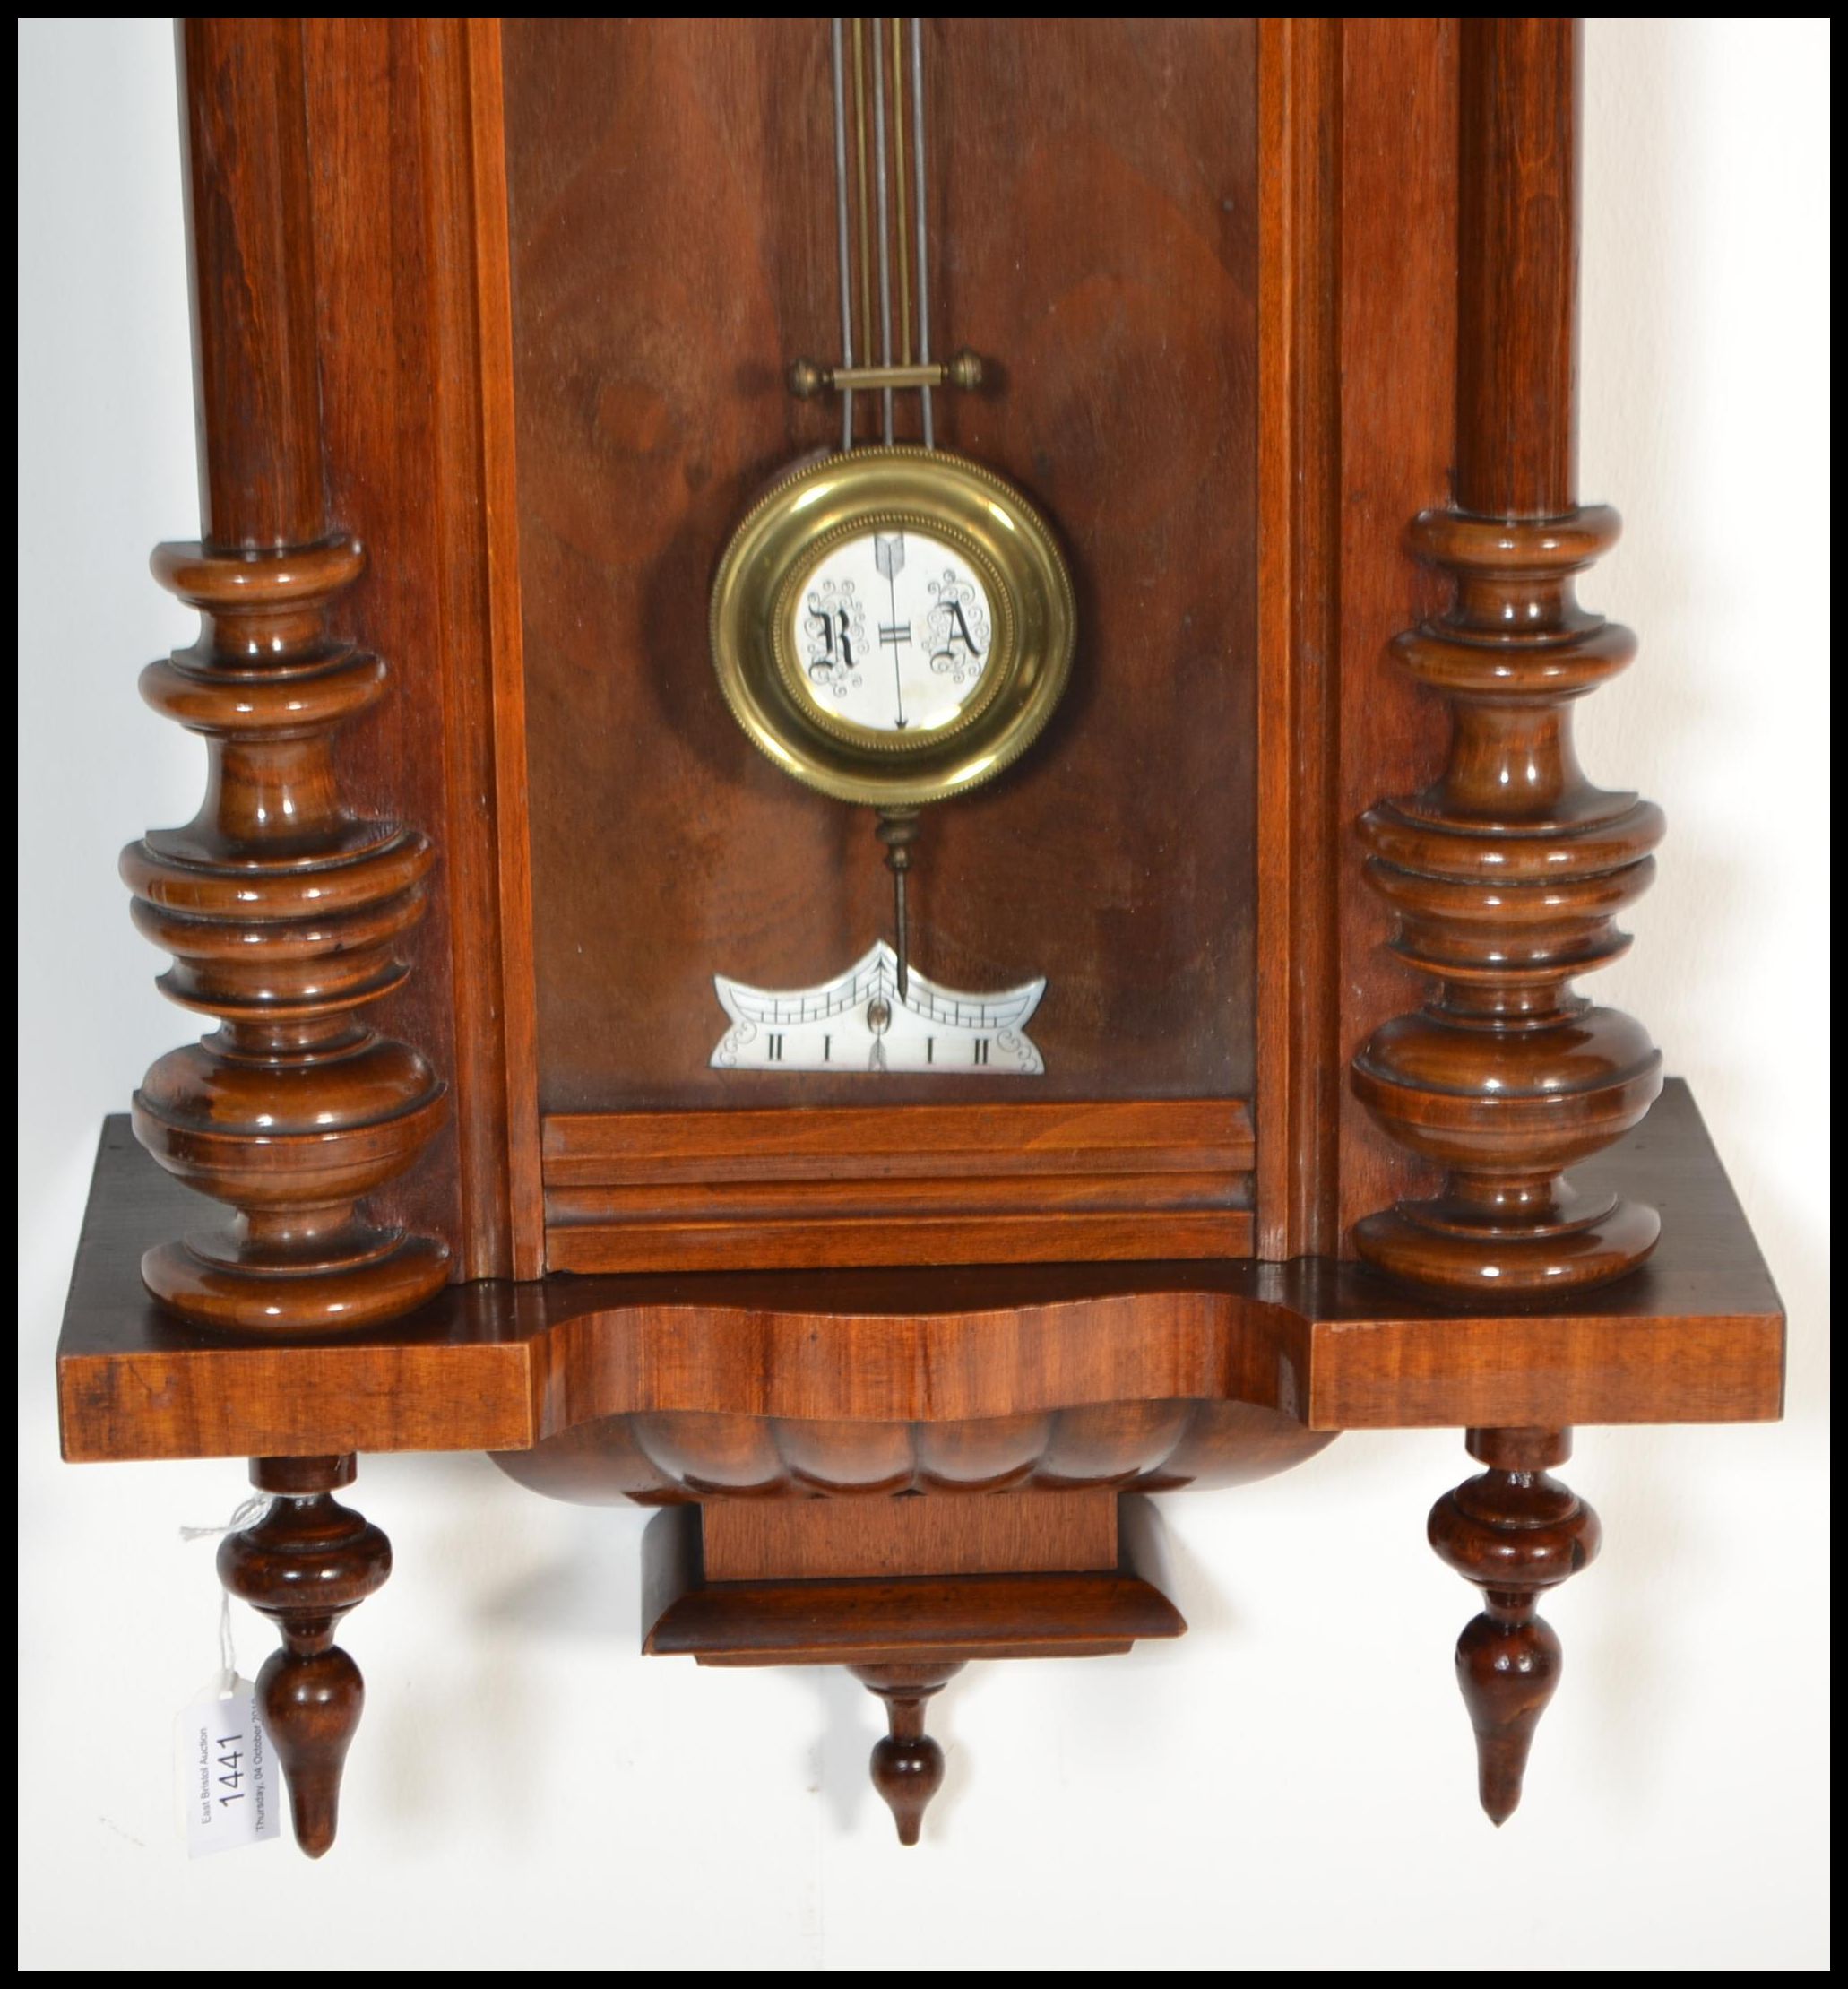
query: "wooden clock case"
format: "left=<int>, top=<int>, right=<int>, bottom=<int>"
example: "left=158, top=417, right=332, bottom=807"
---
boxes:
left=58, top=15, right=1784, bottom=1855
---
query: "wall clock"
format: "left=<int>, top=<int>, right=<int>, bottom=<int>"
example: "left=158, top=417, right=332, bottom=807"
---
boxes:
left=56, top=13, right=1784, bottom=1861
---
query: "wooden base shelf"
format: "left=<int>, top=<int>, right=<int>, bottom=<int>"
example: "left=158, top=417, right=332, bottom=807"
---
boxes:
left=58, top=1084, right=1783, bottom=1466
left=643, top=1496, right=1183, bottom=1667
left=53, top=1082, right=1783, bottom=1853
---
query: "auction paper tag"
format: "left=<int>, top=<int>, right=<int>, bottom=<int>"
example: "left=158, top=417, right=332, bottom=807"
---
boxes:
left=177, top=1675, right=281, bottom=1857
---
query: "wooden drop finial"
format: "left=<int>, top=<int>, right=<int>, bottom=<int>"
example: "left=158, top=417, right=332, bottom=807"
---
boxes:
left=1427, top=1427, right=1600, bottom=1824
left=217, top=1456, right=391, bottom=1857
left=850, top=1662, right=964, bottom=1846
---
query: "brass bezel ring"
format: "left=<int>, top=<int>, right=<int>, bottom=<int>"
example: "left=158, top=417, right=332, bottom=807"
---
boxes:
left=710, top=447, right=1075, bottom=808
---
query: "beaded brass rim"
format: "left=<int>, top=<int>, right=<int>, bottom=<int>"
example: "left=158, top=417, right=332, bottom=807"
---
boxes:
left=710, top=446, right=1075, bottom=808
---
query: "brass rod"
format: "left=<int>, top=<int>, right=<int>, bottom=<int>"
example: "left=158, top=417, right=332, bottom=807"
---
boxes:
left=851, top=18, right=874, bottom=402
left=910, top=17, right=933, bottom=447
left=871, top=17, right=895, bottom=443
left=894, top=864, right=909, bottom=1002
left=798, top=358, right=961, bottom=392
left=786, top=349, right=982, bottom=399
left=876, top=808, right=920, bottom=1002
left=891, top=18, right=911, bottom=370
left=831, top=20, right=855, bottom=452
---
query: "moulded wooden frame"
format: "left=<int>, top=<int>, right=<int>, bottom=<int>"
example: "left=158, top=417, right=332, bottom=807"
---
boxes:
left=207, top=17, right=1454, bottom=1282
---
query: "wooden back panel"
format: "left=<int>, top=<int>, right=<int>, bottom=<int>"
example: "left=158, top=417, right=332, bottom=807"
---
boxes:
left=501, top=17, right=1258, bottom=1114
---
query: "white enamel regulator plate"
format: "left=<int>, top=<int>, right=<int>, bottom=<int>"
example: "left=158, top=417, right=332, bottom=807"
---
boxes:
left=711, top=941, right=1045, bottom=1075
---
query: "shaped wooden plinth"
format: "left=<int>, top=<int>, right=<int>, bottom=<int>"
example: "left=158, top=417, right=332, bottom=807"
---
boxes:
left=1351, top=508, right=1663, bottom=1295
left=124, top=540, right=449, bottom=1331
left=1428, top=1427, right=1600, bottom=1823
left=642, top=1494, right=1184, bottom=1845
left=216, top=1455, right=391, bottom=1857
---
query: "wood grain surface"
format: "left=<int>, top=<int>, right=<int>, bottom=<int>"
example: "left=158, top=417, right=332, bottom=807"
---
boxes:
left=642, top=1496, right=1185, bottom=1667
left=1351, top=21, right=1666, bottom=1293
left=500, top=17, right=1259, bottom=1113
left=56, top=1083, right=1783, bottom=1464
left=540, top=1096, right=1254, bottom=1271
left=492, top=1397, right=1332, bottom=1504
left=125, top=20, right=452, bottom=1333
left=1332, top=17, right=1460, bottom=1249
left=701, top=1488, right=1118, bottom=1582
left=1254, top=16, right=1343, bottom=1258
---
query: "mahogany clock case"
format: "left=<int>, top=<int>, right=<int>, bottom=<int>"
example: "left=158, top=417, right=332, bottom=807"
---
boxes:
left=135, top=15, right=1469, bottom=1285
left=47, top=13, right=1793, bottom=1875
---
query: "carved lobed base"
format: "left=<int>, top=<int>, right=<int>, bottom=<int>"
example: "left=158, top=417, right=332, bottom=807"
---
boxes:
left=492, top=1399, right=1336, bottom=1503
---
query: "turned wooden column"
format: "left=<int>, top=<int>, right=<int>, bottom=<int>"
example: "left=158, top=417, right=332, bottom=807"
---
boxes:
left=1429, top=1427, right=1600, bottom=1823
left=218, top=1455, right=391, bottom=1857
left=1350, top=17, right=1663, bottom=1294
left=122, top=19, right=447, bottom=1331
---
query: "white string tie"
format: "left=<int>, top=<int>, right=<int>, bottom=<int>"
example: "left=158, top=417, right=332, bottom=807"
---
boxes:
left=180, top=1492, right=273, bottom=1696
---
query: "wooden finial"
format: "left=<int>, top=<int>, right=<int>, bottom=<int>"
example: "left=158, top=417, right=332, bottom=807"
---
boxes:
left=850, top=1662, right=963, bottom=1846
left=217, top=1456, right=391, bottom=1857
left=1427, top=1427, right=1601, bottom=1824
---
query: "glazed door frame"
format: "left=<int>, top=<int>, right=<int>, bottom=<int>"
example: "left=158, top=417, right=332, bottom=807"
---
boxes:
left=281, top=17, right=1461, bottom=1280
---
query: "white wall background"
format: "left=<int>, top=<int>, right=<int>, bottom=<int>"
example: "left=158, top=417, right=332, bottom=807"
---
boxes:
left=17, top=17, right=1828, bottom=1971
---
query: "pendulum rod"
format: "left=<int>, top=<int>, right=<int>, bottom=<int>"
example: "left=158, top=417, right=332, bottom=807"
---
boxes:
left=910, top=16, right=934, bottom=448
left=851, top=18, right=875, bottom=415
left=871, top=18, right=895, bottom=443
left=831, top=20, right=856, bottom=452
left=890, top=19, right=911, bottom=369
left=833, top=23, right=938, bottom=998
left=876, top=808, right=920, bottom=1000
left=816, top=22, right=953, bottom=450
